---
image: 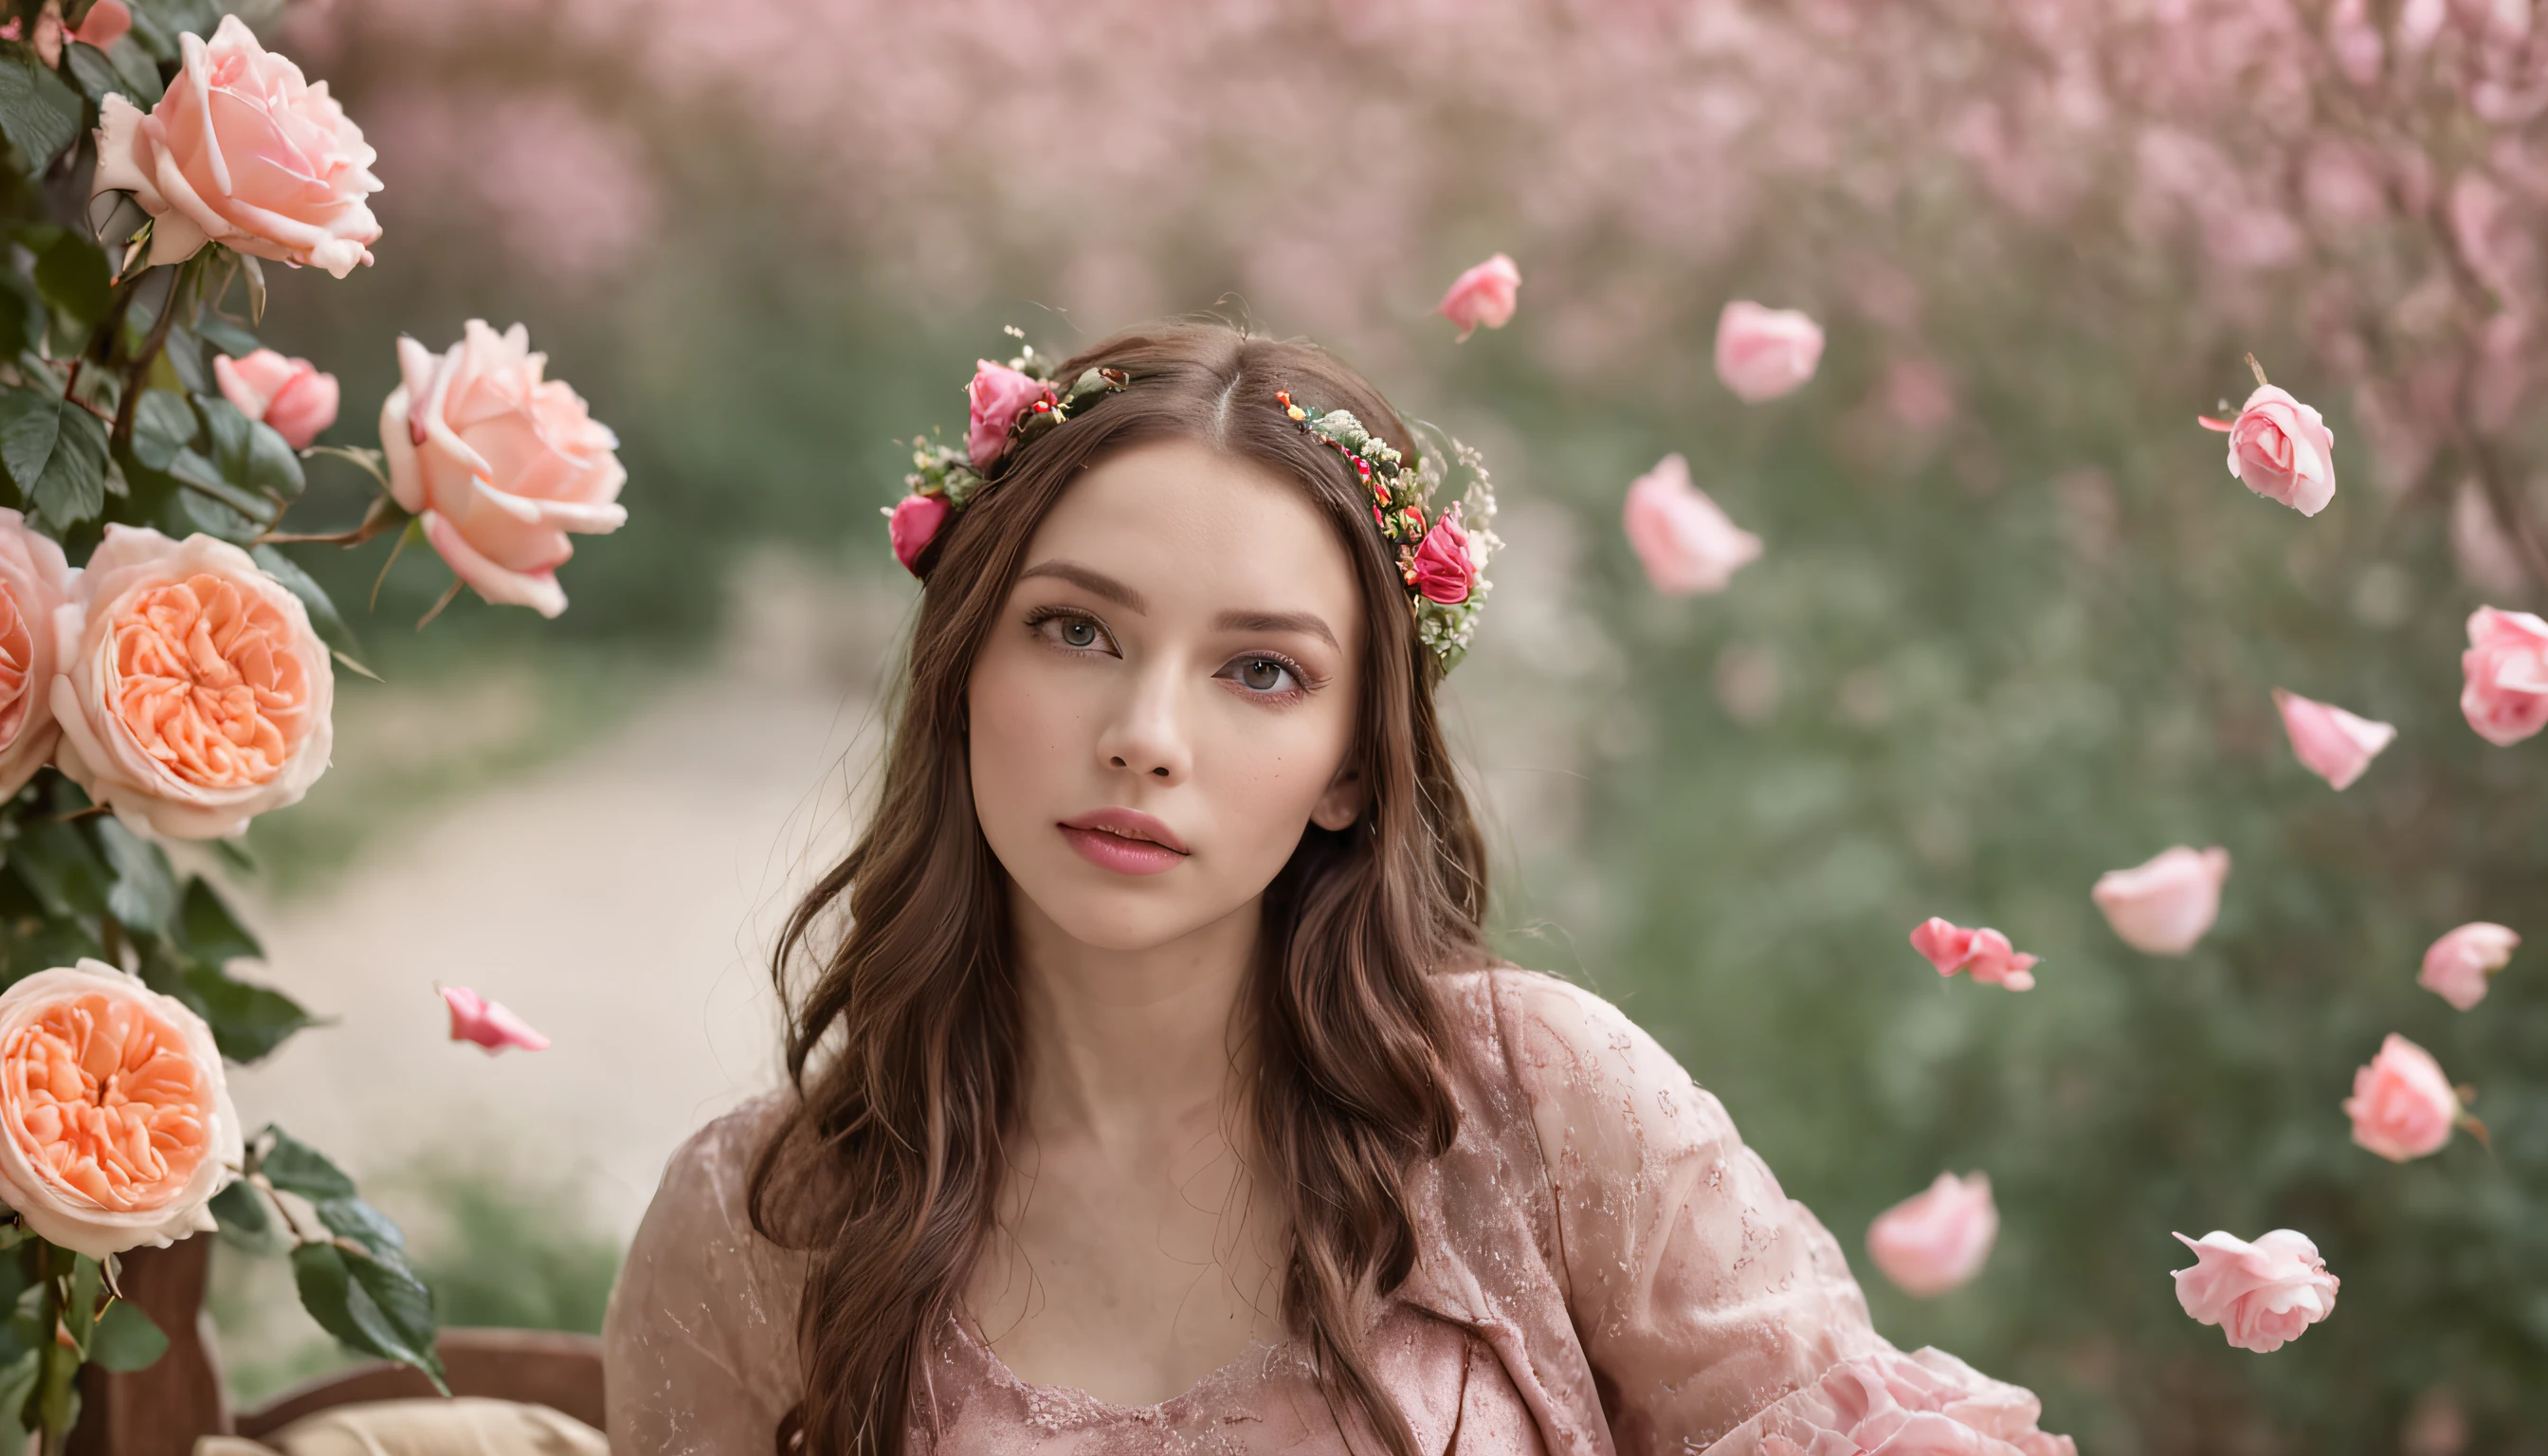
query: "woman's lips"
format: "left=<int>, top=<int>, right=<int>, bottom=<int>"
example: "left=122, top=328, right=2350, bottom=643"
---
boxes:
left=1058, top=809, right=1190, bottom=876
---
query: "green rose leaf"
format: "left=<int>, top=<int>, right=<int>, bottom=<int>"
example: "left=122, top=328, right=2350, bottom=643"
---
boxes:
left=208, top=1178, right=270, bottom=1242
left=289, top=1243, right=447, bottom=1391
left=0, top=57, right=80, bottom=176
left=61, top=44, right=121, bottom=111
left=252, top=545, right=375, bottom=680
left=178, top=877, right=264, bottom=965
left=181, top=962, right=317, bottom=1064
left=253, top=1125, right=358, bottom=1202
left=194, top=391, right=303, bottom=501
left=94, top=817, right=176, bottom=936
left=164, top=447, right=267, bottom=537
left=132, top=388, right=197, bottom=473
left=103, top=35, right=163, bottom=107
left=88, top=1300, right=168, bottom=1374
left=27, top=230, right=109, bottom=336
left=8, top=810, right=112, bottom=922
left=193, top=310, right=259, bottom=360
left=0, top=389, right=109, bottom=527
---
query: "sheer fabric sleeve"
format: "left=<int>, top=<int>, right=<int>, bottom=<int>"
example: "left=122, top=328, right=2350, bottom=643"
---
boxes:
left=604, top=1095, right=809, bottom=1456
left=1497, top=974, right=2073, bottom=1456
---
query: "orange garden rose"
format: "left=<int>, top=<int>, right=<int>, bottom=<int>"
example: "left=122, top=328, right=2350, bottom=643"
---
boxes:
left=0, top=511, right=72, bottom=799
left=0, top=961, right=239, bottom=1259
left=50, top=527, right=335, bottom=840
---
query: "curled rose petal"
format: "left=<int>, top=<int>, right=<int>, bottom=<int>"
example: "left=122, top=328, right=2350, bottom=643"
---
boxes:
left=440, top=985, right=552, bottom=1054
left=1622, top=454, right=1761, bottom=595
left=2271, top=687, right=2394, bottom=791
left=2459, top=606, right=2548, bottom=746
left=1438, top=253, right=1520, bottom=341
left=2343, top=1033, right=2460, bottom=1161
left=1909, top=917, right=2038, bottom=991
left=1908, top=917, right=1978, bottom=974
left=1714, top=300, right=1825, bottom=402
left=1868, top=1172, right=1998, bottom=1297
left=2172, top=1229, right=2339, bottom=1353
left=2418, top=922, right=2518, bottom=1011
left=2091, top=846, right=2230, bottom=956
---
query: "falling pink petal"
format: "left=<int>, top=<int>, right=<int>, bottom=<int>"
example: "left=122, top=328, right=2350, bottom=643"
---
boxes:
left=2092, top=846, right=2230, bottom=955
left=2172, top=1229, right=2339, bottom=1353
left=1867, top=1173, right=1998, bottom=1297
left=2418, top=922, right=2518, bottom=1010
left=2271, top=688, right=2394, bottom=791
left=1907, top=918, right=2038, bottom=992
left=1437, top=253, right=1520, bottom=341
left=1908, top=917, right=1978, bottom=974
left=440, top=985, right=552, bottom=1054
left=1714, top=300, right=1824, bottom=402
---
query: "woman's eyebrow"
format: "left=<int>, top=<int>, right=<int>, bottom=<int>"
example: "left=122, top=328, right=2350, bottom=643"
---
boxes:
left=1214, top=610, right=1338, bottom=649
left=1017, top=559, right=1147, bottom=611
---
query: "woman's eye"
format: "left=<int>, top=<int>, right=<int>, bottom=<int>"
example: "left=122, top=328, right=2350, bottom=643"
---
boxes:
left=1060, top=619, right=1098, bottom=648
left=1231, top=657, right=1298, bottom=693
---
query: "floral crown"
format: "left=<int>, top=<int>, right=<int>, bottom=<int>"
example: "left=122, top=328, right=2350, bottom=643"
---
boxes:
left=884, top=333, right=1500, bottom=670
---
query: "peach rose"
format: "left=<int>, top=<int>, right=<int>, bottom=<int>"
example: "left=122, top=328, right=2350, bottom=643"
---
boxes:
left=2091, top=846, right=2230, bottom=956
left=1868, top=1172, right=1999, bottom=1297
left=2271, top=687, right=2394, bottom=791
left=1622, top=454, right=1761, bottom=595
left=1714, top=300, right=1825, bottom=403
left=2343, top=1033, right=2461, bottom=1161
left=0, top=960, right=240, bottom=1259
left=2198, top=384, right=2336, bottom=517
left=2459, top=606, right=2548, bottom=746
left=2418, top=922, right=2518, bottom=1011
left=381, top=321, right=628, bottom=619
left=966, top=360, right=1053, bottom=471
left=1438, top=253, right=1521, bottom=341
left=50, top=527, right=335, bottom=841
left=90, top=16, right=383, bottom=279
left=0, top=512, right=73, bottom=799
left=2171, top=1228, right=2339, bottom=1354
left=214, top=349, right=339, bottom=450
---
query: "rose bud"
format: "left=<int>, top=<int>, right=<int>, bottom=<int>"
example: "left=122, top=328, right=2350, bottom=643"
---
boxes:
left=214, top=349, right=340, bottom=450
left=2197, top=383, right=2336, bottom=517
left=886, top=494, right=951, bottom=576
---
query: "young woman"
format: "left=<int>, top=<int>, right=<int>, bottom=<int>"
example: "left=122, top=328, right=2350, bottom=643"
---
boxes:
left=603, top=320, right=2072, bottom=1455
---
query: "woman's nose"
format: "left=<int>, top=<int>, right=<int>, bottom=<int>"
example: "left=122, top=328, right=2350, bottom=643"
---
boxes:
left=1095, top=672, right=1192, bottom=783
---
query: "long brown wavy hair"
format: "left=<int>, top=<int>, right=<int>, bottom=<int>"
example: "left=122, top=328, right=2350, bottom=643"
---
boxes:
left=750, top=318, right=1490, bottom=1455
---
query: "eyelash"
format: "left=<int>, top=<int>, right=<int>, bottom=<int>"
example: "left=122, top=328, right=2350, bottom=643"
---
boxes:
left=1020, top=608, right=1320, bottom=704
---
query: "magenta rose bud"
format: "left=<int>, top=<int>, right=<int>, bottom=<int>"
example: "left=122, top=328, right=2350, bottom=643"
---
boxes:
left=2343, top=1033, right=2462, bottom=1161
left=1438, top=253, right=1521, bottom=342
left=1408, top=508, right=1477, bottom=605
left=2198, top=384, right=2336, bottom=517
left=2459, top=606, right=2548, bottom=745
left=967, top=361, right=1054, bottom=471
left=888, top=494, right=950, bottom=575
left=2172, top=1229, right=2339, bottom=1353
left=2419, top=922, right=2518, bottom=1011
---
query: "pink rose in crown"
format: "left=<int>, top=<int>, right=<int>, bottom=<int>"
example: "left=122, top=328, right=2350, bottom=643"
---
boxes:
left=2091, top=846, right=2230, bottom=956
left=887, top=493, right=951, bottom=575
left=214, top=349, right=339, bottom=450
left=441, top=985, right=552, bottom=1054
left=90, top=15, right=383, bottom=278
left=2172, top=1228, right=2339, bottom=1353
left=1867, top=1173, right=1998, bottom=1297
left=967, top=361, right=1054, bottom=471
left=381, top=321, right=627, bottom=619
left=1907, top=917, right=2038, bottom=991
left=2459, top=606, right=2548, bottom=745
left=1408, top=507, right=1477, bottom=605
left=2419, top=922, right=2518, bottom=1010
left=1714, top=300, right=1825, bottom=403
left=2343, top=1033, right=2464, bottom=1161
left=0, top=511, right=72, bottom=800
left=2271, top=688, right=2393, bottom=791
left=1438, top=253, right=1521, bottom=341
left=1623, top=454, right=1761, bottom=595
left=2198, top=384, right=2336, bottom=517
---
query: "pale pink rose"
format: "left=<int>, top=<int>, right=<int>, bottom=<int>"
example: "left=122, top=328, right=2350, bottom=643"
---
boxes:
left=2271, top=688, right=2394, bottom=791
left=213, top=349, right=340, bottom=450
left=1720, top=1347, right=2075, bottom=1456
left=0, top=960, right=241, bottom=1259
left=0, top=511, right=73, bottom=800
left=1407, top=507, right=1477, bottom=605
left=69, top=0, right=129, bottom=50
left=1437, top=253, right=1521, bottom=342
left=1713, top=300, right=1825, bottom=403
left=2091, top=846, right=2230, bottom=956
left=1622, top=454, right=1761, bottom=595
left=966, top=360, right=1054, bottom=471
left=2343, top=1033, right=2461, bottom=1161
left=2171, top=1229, right=2339, bottom=1354
left=1867, top=1173, right=1999, bottom=1297
left=441, top=985, right=551, bottom=1054
left=90, top=15, right=383, bottom=279
left=49, top=527, right=335, bottom=841
left=886, top=493, right=950, bottom=575
left=2418, top=922, right=2518, bottom=1010
left=381, top=321, right=627, bottom=619
left=1908, top=918, right=2038, bottom=992
left=2458, top=606, right=2548, bottom=745
left=2196, top=384, right=2337, bottom=517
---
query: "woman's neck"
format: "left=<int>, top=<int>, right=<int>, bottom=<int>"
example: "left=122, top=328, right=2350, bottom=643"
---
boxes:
left=1010, top=891, right=1261, bottom=1146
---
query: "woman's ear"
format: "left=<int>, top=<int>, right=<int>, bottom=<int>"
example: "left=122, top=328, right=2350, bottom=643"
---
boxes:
left=1310, top=765, right=1367, bottom=831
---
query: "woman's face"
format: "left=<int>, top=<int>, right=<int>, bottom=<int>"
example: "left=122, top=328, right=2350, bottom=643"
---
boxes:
left=968, top=437, right=1367, bottom=956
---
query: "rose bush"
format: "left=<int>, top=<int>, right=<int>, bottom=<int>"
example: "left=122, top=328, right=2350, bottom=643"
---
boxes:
left=382, top=321, right=628, bottom=618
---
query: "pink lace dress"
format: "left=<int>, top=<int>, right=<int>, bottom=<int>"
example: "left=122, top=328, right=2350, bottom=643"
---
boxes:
left=604, top=970, right=2074, bottom=1455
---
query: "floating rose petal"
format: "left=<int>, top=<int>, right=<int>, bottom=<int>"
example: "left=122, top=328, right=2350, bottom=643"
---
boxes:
left=1622, top=454, right=1761, bottom=595
left=1867, top=1173, right=1998, bottom=1297
left=1438, top=253, right=1520, bottom=341
left=2091, top=846, right=2230, bottom=956
left=2343, top=1033, right=2464, bottom=1161
left=441, top=985, right=552, bottom=1054
left=1714, top=300, right=1825, bottom=402
left=2459, top=606, right=2548, bottom=745
left=1906, top=917, right=2038, bottom=992
left=2418, top=922, right=2518, bottom=1010
left=2172, top=1229, right=2339, bottom=1353
left=2271, top=688, right=2394, bottom=790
